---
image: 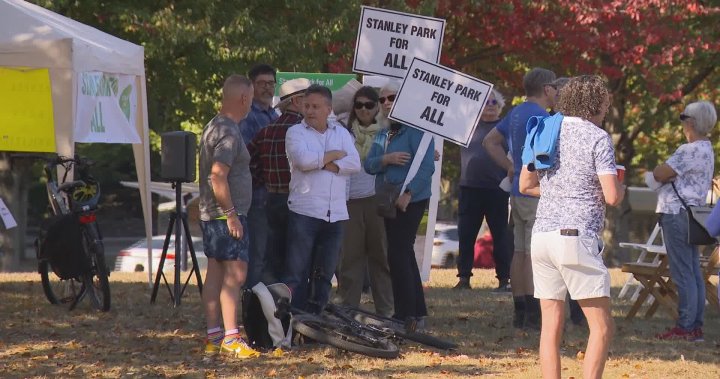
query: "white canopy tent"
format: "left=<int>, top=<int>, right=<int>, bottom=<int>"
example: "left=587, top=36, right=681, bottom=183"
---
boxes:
left=0, top=0, right=153, bottom=280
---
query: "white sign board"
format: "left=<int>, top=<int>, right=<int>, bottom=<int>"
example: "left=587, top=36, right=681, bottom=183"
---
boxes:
left=353, top=6, right=445, bottom=79
left=389, top=58, right=493, bottom=147
left=75, top=72, right=141, bottom=144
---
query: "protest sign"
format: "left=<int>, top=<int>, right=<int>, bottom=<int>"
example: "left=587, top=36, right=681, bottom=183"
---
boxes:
left=353, top=6, right=445, bottom=79
left=0, top=68, right=56, bottom=152
left=389, top=57, right=493, bottom=147
left=75, top=72, right=140, bottom=144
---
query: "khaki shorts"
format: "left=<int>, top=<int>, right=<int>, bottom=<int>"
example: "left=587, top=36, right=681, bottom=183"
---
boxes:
left=530, top=230, right=610, bottom=300
left=510, top=196, right=539, bottom=254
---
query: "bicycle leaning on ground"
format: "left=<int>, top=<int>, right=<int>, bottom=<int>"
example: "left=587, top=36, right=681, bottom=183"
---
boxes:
left=21, top=154, right=111, bottom=312
left=276, top=299, right=457, bottom=359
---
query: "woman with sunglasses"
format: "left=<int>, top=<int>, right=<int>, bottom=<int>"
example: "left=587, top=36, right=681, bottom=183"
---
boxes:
left=365, top=80, right=435, bottom=330
left=336, top=86, right=394, bottom=317
left=652, top=100, right=717, bottom=341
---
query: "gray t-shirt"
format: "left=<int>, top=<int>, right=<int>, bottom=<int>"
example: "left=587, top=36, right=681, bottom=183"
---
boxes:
left=533, top=117, right=617, bottom=237
left=199, top=114, right=252, bottom=221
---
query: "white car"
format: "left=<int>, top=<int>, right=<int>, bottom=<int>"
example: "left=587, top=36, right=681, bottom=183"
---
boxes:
left=114, top=235, right=207, bottom=273
left=430, top=223, right=460, bottom=268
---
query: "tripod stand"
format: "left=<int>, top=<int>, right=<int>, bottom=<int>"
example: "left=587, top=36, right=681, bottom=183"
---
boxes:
left=150, top=181, right=203, bottom=306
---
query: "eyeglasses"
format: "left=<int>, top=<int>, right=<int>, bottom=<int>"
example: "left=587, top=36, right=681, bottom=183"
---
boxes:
left=379, top=94, right=397, bottom=104
left=354, top=101, right=377, bottom=110
left=545, top=84, right=558, bottom=90
left=254, top=80, right=276, bottom=88
left=679, top=114, right=693, bottom=121
left=486, top=99, right=499, bottom=106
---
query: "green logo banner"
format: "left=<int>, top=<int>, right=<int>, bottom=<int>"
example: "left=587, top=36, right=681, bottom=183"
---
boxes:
left=276, top=72, right=357, bottom=95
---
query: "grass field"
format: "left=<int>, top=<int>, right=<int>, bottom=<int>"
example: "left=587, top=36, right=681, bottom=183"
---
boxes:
left=1, top=268, right=718, bottom=378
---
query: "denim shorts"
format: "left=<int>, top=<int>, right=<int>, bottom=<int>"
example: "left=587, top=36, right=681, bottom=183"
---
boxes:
left=201, top=216, right=250, bottom=262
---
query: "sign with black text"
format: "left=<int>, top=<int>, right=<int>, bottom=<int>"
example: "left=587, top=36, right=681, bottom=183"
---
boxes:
left=353, top=6, right=445, bottom=79
left=389, top=58, right=493, bottom=147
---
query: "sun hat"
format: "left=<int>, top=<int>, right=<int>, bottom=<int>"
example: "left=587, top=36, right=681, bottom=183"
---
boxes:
left=276, top=78, right=312, bottom=107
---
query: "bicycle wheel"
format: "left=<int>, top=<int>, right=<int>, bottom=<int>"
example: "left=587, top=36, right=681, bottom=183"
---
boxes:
left=342, top=305, right=458, bottom=350
left=39, top=259, right=83, bottom=306
left=83, top=226, right=110, bottom=312
left=292, top=314, right=399, bottom=359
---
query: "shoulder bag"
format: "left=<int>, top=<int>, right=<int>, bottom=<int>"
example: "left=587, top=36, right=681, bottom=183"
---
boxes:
left=671, top=182, right=716, bottom=245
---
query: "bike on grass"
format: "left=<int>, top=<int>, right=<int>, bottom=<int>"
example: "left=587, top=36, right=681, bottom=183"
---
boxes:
left=20, top=154, right=110, bottom=312
left=274, top=265, right=457, bottom=359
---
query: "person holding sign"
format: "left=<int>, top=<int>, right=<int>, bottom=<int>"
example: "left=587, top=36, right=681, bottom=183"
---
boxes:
left=283, top=85, right=361, bottom=313
left=454, top=89, right=512, bottom=292
left=519, top=75, right=622, bottom=379
left=336, top=86, right=394, bottom=317
left=365, top=81, right=435, bottom=330
left=483, top=68, right=557, bottom=330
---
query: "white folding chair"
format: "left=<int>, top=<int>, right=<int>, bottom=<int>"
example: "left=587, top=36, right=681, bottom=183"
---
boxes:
left=618, top=223, right=666, bottom=301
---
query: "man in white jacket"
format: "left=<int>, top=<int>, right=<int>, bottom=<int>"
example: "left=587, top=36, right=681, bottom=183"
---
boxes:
left=283, top=84, right=361, bottom=313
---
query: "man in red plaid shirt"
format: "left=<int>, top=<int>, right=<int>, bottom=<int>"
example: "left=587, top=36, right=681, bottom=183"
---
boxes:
left=248, top=78, right=311, bottom=284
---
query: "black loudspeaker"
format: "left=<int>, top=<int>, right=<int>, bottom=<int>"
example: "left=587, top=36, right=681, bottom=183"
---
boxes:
left=161, top=131, right=197, bottom=182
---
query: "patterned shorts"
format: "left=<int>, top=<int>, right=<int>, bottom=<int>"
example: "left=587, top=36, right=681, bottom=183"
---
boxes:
left=201, top=216, right=250, bottom=262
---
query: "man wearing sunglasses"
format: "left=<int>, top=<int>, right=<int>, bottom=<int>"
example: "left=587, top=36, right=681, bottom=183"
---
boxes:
left=483, top=67, right=557, bottom=331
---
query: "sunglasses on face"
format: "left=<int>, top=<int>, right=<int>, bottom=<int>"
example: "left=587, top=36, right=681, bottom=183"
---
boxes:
left=486, top=99, right=498, bottom=106
left=379, top=94, right=397, bottom=104
left=354, top=101, right=377, bottom=110
left=679, top=113, right=693, bottom=121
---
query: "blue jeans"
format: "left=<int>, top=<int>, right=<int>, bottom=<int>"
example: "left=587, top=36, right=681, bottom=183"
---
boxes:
left=246, top=187, right=268, bottom=288
left=660, top=210, right=705, bottom=330
left=283, top=211, right=344, bottom=313
left=262, top=192, right=289, bottom=285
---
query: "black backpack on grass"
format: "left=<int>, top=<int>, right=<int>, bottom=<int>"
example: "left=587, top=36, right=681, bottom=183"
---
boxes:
left=241, top=282, right=292, bottom=350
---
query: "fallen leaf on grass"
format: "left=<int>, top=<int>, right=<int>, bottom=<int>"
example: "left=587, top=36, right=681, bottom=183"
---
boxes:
left=576, top=351, right=585, bottom=361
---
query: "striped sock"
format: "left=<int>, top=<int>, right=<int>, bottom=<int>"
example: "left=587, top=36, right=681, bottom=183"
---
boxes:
left=207, top=327, right=223, bottom=344
left=224, top=328, right=240, bottom=341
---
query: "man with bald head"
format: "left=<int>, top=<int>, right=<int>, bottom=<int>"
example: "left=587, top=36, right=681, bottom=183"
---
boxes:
left=198, top=74, right=260, bottom=359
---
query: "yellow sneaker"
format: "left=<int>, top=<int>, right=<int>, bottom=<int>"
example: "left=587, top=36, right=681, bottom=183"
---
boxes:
left=220, top=336, right=261, bottom=359
left=204, top=339, right=221, bottom=355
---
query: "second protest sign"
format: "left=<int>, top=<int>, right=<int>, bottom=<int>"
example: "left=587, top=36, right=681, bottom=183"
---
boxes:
left=389, top=58, right=493, bottom=147
left=353, top=6, right=445, bottom=79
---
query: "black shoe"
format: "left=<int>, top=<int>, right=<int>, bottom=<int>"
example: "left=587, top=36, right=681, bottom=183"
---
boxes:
left=492, top=280, right=512, bottom=293
left=453, top=277, right=471, bottom=290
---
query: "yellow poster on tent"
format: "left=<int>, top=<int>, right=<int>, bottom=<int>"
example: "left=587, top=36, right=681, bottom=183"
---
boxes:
left=0, top=68, right=55, bottom=152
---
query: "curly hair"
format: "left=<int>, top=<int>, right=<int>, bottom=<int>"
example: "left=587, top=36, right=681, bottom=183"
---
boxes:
left=556, top=75, right=609, bottom=121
